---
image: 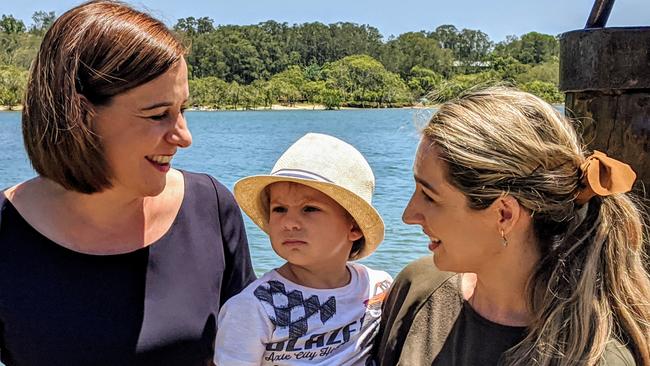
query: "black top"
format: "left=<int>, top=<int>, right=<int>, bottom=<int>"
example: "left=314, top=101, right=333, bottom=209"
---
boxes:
left=0, top=171, right=256, bottom=366
left=374, top=256, right=636, bottom=366
left=432, top=301, right=525, bottom=365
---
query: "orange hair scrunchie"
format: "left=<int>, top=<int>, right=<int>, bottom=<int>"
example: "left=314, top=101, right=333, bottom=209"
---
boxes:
left=575, top=151, right=637, bottom=205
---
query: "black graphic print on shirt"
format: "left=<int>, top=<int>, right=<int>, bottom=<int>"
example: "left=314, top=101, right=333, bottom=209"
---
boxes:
left=254, top=280, right=336, bottom=338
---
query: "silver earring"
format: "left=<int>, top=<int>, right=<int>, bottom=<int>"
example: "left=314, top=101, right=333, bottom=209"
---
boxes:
left=500, top=229, right=508, bottom=247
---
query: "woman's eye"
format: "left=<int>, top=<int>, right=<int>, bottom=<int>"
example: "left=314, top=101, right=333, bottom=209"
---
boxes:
left=303, top=206, right=320, bottom=212
left=149, top=112, right=168, bottom=121
left=420, top=190, right=435, bottom=203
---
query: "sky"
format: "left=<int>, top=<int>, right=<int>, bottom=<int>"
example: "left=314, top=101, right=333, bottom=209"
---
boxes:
left=1, top=0, right=648, bottom=42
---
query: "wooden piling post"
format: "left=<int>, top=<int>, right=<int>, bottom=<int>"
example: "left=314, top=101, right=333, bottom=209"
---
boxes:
left=559, top=0, right=650, bottom=190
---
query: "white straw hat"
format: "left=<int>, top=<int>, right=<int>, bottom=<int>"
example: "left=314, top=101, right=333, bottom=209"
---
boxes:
left=234, top=133, right=384, bottom=260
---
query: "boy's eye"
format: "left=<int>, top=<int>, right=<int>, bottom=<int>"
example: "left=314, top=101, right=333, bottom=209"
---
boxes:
left=303, top=206, right=320, bottom=212
left=271, top=206, right=287, bottom=213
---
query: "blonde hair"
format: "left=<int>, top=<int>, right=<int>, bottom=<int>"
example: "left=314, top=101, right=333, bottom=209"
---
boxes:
left=423, top=87, right=650, bottom=365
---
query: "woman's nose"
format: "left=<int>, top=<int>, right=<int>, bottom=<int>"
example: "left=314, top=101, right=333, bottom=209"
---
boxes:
left=167, top=113, right=192, bottom=148
left=402, top=195, right=421, bottom=225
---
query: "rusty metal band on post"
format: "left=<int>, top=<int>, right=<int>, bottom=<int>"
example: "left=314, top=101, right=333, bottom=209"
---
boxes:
left=559, top=27, right=650, bottom=92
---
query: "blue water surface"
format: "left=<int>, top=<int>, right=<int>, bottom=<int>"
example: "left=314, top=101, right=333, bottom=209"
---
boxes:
left=0, top=109, right=436, bottom=277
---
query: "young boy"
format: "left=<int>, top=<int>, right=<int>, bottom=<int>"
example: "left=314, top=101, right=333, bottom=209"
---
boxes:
left=215, top=133, right=392, bottom=365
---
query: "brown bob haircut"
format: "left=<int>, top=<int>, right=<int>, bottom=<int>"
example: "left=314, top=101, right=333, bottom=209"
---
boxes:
left=22, top=0, right=186, bottom=194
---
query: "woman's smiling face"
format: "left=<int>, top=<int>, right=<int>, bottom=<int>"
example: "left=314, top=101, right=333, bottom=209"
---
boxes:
left=92, top=57, right=192, bottom=197
left=402, top=138, right=502, bottom=273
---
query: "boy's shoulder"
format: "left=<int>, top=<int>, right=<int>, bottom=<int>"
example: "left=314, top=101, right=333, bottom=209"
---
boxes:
left=349, top=263, right=393, bottom=303
left=222, top=265, right=393, bottom=311
left=349, top=262, right=393, bottom=283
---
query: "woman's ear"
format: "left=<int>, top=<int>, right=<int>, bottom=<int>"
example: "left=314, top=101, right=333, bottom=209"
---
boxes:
left=78, top=94, right=97, bottom=128
left=494, top=195, right=522, bottom=236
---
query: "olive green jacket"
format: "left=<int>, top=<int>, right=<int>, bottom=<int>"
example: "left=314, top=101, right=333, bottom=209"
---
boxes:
left=373, top=256, right=636, bottom=366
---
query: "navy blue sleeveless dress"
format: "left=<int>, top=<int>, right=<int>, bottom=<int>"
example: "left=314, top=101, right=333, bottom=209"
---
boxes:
left=0, top=171, right=255, bottom=365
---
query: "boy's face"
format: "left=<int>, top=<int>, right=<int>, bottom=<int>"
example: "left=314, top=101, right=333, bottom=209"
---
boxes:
left=267, top=182, right=362, bottom=270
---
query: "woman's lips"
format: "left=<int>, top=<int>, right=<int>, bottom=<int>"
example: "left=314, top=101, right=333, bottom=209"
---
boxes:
left=146, top=157, right=171, bottom=173
left=428, top=239, right=441, bottom=251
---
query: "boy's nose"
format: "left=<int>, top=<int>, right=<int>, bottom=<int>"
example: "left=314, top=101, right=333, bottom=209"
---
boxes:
left=282, top=213, right=301, bottom=231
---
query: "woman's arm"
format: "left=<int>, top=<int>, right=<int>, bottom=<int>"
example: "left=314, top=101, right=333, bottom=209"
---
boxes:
left=211, top=177, right=256, bottom=305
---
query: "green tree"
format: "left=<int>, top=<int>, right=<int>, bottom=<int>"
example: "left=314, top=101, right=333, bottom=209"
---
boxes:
left=455, top=29, right=492, bottom=62
left=378, top=72, right=412, bottom=107
left=289, top=22, right=333, bottom=66
left=520, top=80, right=563, bottom=104
left=0, top=32, right=41, bottom=68
left=494, top=32, right=559, bottom=65
left=324, top=54, right=410, bottom=107
left=518, top=32, right=558, bottom=64
left=488, top=55, right=530, bottom=81
left=318, top=83, right=345, bottom=109
left=241, top=23, right=291, bottom=77
left=189, top=76, right=229, bottom=108
left=432, top=71, right=501, bottom=102
left=0, top=65, right=28, bottom=107
left=407, top=66, right=443, bottom=98
left=303, top=63, right=323, bottom=81
left=174, top=16, right=198, bottom=36
left=430, top=24, right=460, bottom=52
left=224, top=81, right=243, bottom=109
left=239, top=83, right=263, bottom=109
left=196, top=17, right=215, bottom=34
left=324, top=55, right=383, bottom=106
left=186, top=32, right=228, bottom=79
left=221, top=30, right=266, bottom=84
left=379, top=32, right=453, bottom=77
left=267, top=65, right=306, bottom=105
left=329, top=22, right=383, bottom=60
left=29, top=11, right=55, bottom=35
left=515, top=60, right=559, bottom=84
left=0, top=15, right=26, bottom=34
left=302, top=80, right=326, bottom=104
left=198, top=27, right=265, bottom=84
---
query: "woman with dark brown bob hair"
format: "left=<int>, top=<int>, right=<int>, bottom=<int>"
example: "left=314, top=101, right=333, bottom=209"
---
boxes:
left=0, top=1, right=255, bottom=365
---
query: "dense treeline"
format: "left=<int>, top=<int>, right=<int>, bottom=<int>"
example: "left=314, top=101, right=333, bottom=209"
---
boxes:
left=0, top=12, right=562, bottom=109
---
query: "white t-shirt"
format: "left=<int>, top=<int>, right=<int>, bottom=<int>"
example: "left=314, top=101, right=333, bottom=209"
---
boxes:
left=215, top=263, right=393, bottom=366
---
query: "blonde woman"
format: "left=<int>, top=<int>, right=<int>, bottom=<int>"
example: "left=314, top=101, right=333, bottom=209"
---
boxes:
left=375, top=87, right=650, bottom=365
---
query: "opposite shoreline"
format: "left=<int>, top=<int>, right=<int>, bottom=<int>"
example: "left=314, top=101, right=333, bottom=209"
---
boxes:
left=1, top=103, right=565, bottom=112
left=1, top=103, right=435, bottom=112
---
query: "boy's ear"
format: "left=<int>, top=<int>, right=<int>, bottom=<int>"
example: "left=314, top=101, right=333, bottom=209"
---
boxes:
left=348, top=222, right=363, bottom=242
